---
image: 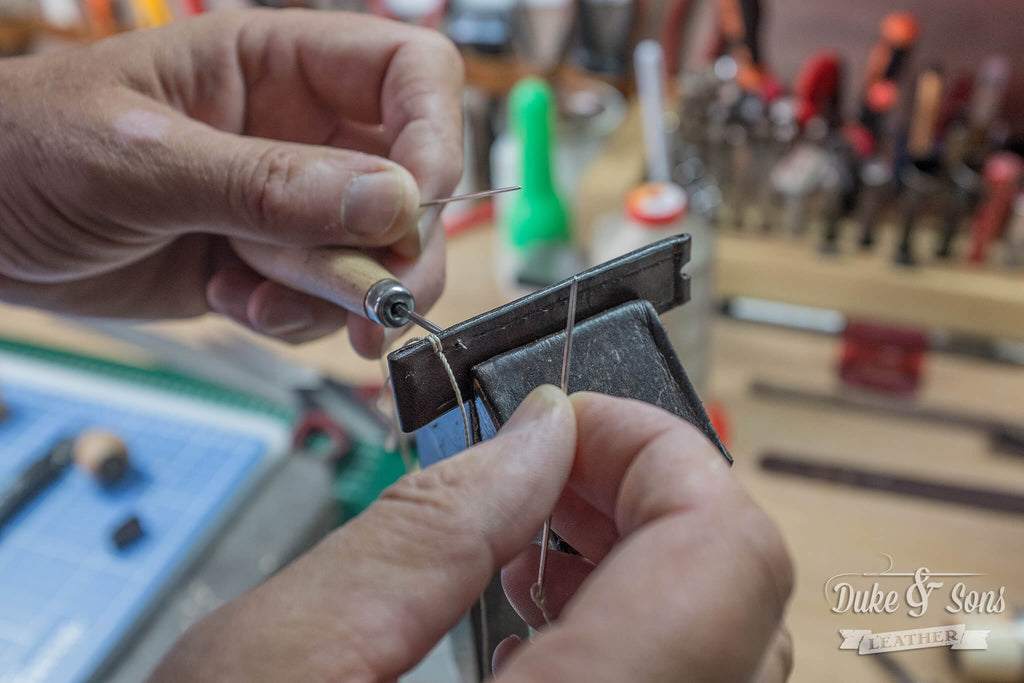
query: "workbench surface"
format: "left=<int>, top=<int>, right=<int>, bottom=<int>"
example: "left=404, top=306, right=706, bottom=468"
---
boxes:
left=2, top=224, right=1023, bottom=683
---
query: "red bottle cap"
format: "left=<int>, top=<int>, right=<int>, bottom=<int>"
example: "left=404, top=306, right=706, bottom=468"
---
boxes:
left=625, top=182, right=688, bottom=226
left=881, top=12, right=919, bottom=48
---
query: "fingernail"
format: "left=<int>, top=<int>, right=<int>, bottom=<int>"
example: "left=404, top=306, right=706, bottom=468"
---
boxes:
left=502, top=385, right=564, bottom=434
left=258, top=301, right=314, bottom=335
left=341, top=170, right=411, bottom=237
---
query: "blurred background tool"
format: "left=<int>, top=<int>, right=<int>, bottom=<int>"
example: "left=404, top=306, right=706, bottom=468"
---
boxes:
left=0, top=437, right=73, bottom=535
left=716, top=0, right=771, bottom=95
left=760, top=452, right=1024, bottom=515
left=576, top=0, right=634, bottom=75
left=856, top=157, right=893, bottom=248
left=934, top=57, right=1010, bottom=259
left=751, top=378, right=1024, bottom=451
left=793, top=51, right=843, bottom=129
left=968, top=152, right=1023, bottom=264
left=72, top=429, right=131, bottom=484
left=838, top=321, right=928, bottom=395
left=111, top=513, right=145, bottom=550
left=446, top=0, right=514, bottom=53
left=893, top=66, right=943, bottom=266
left=858, top=11, right=919, bottom=142
left=1006, top=192, right=1024, bottom=266
left=659, top=0, right=720, bottom=80
left=635, top=40, right=673, bottom=182
left=500, top=77, right=578, bottom=288
left=510, top=0, right=574, bottom=74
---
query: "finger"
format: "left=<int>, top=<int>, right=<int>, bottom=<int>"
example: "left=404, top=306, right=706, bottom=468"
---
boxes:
left=169, top=10, right=464, bottom=234
left=225, top=10, right=464, bottom=133
left=0, top=234, right=216, bottom=318
left=501, top=545, right=596, bottom=628
left=207, top=262, right=264, bottom=326
left=566, top=391, right=731, bottom=525
left=752, top=626, right=794, bottom=683
left=207, top=261, right=350, bottom=343
left=152, top=386, right=576, bottom=682
left=550, top=486, right=618, bottom=563
left=87, top=89, right=421, bottom=250
left=245, top=280, right=349, bottom=344
left=497, top=393, right=793, bottom=683
left=379, top=31, right=464, bottom=200
left=492, top=636, right=522, bottom=675
left=130, top=10, right=462, bottom=139
left=325, top=120, right=392, bottom=158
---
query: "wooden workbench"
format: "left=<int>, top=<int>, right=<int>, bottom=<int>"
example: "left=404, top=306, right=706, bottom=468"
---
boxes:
left=2, top=222, right=1024, bottom=682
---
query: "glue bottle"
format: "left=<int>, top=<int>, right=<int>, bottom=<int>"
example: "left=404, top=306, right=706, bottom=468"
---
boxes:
left=590, top=181, right=714, bottom=393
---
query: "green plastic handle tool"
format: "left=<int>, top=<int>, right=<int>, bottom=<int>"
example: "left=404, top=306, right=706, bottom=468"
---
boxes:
left=505, top=78, right=571, bottom=249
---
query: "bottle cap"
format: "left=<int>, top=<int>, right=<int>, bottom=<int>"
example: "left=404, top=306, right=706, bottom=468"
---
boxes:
left=625, top=182, right=687, bottom=226
left=881, top=12, right=919, bottom=48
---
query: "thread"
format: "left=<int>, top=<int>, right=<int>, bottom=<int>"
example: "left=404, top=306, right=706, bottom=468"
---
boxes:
left=426, top=334, right=472, bottom=450
left=424, top=333, right=489, bottom=666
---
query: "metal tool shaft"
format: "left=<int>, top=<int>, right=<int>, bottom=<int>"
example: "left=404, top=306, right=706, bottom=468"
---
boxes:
left=391, top=301, right=444, bottom=335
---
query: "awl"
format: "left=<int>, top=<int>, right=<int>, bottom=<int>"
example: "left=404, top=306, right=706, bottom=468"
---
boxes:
left=233, top=186, right=518, bottom=334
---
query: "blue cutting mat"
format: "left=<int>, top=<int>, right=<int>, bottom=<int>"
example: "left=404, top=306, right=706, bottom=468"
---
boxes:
left=0, top=350, right=289, bottom=682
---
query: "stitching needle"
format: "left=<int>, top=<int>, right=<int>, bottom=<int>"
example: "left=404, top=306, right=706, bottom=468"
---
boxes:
left=418, top=186, right=521, bottom=207
left=531, top=274, right=579, bottom=625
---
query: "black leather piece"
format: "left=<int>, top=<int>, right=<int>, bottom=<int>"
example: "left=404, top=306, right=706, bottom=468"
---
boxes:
left=473, top=300, right=731, bottom=463
left=389, top=236, right=692, bottom=432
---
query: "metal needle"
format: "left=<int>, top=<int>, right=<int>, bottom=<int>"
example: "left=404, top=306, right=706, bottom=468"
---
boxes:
left=418, top=186, right=521, bottom=207
left=559, top=276, right=579, bottom=392
left=532, top=275, right=579, bottom=623
left=391, top=301, right=444, bottom=335
left=404, top=310, right=443, bottom=335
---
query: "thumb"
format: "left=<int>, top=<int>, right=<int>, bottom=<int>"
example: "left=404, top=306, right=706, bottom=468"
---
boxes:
left=152, top=385, right=576, bottom=682
left=318, top=385, right=577, bottom=678
left=102, top=101, right=421, bottom=249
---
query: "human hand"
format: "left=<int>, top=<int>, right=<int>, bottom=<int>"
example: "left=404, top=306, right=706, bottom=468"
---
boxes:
left=496, top=390, right=794, bottom=682
left=0, top=9, right=463, bottom=356
left=150, top=387, right=792, bottom=682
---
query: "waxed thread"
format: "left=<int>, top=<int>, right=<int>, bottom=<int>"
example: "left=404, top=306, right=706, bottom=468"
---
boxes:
left=426, top=334, right=472, bottom=450
left=424, top=333, right=489, bottom=668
